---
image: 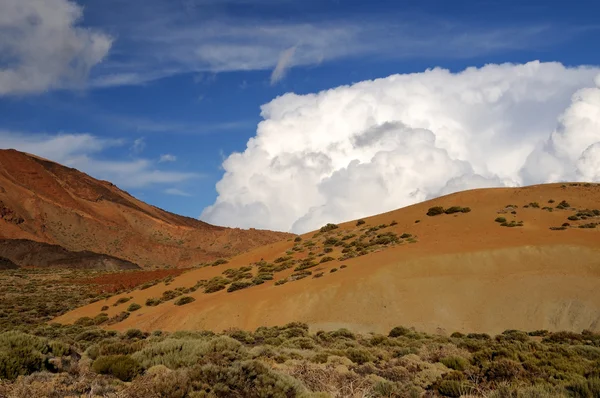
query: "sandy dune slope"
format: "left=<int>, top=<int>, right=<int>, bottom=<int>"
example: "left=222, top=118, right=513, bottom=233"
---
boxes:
left=56, top=183, right=600, bottom=334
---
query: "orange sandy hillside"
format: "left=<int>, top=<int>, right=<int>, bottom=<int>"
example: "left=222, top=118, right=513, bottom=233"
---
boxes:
left=0, top=149, right=290, bottom=268
left=56, top=183, right=600, bottom=335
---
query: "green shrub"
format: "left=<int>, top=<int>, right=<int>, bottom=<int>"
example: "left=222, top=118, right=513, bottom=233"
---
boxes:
left=441, top=356, right=469, bottom=371
left=92, top=355, right=142, bottom=381
left=187, top=360, right=305, bottom=396
left=294, top=236, right=302, bottom=242
left=427, top=206, right=445, bottom=216
left=146, top=298, right=161, bottom=307
left=445, top=206, right=471, bottom=214
left=125, top=329, right=145, bottom=340
left=101, top=305, right=109, bottom=311
left=204, top=277, right=230, bottom=293
left=485, top=358, right=523, bottom=381
left=227, top=281, right=253, bottom=293
left=174, top=296, right=195, bottom=306
left=320, top=256, right=335, bottom=263
left=74, top=316, right=95, bottom=327
left=495, top=217, right=507, bottom=223
left=94, top=313, right=109, bottom=325
left=320, top=223, right=339, bottom=233
left=356, top=219, right=366, bottom=226
left=330, top=268, right=338, bottom=273
left=113, top=297, right=131, bottom=306
left=211, top=259, right=229, bottom=266
left=274, top=278, right=288, bottom=286
left=556, top=200, right=571, bottom=209
left=345, top=348, right=374, bottom=364
left=389, top=326, right=411, bottom=337
left=127, top=303, right=142, bottom=312
left=438, top=380, right=465, bottom=397
left=132, top=336, right=244, bottom=369
left=0, top=332, right=56, bottom=380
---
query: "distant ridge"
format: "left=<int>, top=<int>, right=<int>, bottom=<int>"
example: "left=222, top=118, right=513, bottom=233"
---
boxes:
left=0, top=149, right=290, bottom=268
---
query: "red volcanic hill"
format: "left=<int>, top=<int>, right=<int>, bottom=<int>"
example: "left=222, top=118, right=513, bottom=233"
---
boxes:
left=0, top=149, right=290, bottom=268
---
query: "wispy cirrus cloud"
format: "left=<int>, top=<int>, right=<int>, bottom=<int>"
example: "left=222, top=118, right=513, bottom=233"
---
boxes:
left=164, top=188, right=192, bottom=196
left=159, top=154, right=177, bottom=162
left=84, top=0, right=589, bottom=87
left=271, top=46, right=296, bottom=85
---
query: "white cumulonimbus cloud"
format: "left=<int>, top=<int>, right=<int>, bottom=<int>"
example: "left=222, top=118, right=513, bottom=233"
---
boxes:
left=201, top=61, right=600, bottom=233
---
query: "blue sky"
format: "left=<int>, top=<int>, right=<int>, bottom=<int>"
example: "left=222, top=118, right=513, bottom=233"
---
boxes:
left=1, top=0, right=600, bottom=225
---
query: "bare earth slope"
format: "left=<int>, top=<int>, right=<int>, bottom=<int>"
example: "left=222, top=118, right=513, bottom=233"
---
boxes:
left=0, top=149, right=290, bottom=268
left=56, top=183, right=600, bottom=335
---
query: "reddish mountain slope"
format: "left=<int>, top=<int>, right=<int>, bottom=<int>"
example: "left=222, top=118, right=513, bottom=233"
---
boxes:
left=0, top=149, right=290, bottom=268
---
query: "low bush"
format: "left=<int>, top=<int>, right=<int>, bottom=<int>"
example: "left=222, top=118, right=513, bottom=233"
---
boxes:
left=146, top=298, right=161, bottom=307
left=445, top=206, right=471, bottom=214
left=227, top=281, right=253, bottom=293
left=204, top=277, right=230, bottom=293
left=319, top=223, right=339, bottom=233
left=174, top=296, right=195, bottom=306
left=113, top=297, right=131, bottom=306
left=92, top=355, right=142, bottom=381
left=426, top=206, right=445, bottom=216
left=356, top=219, right=366, bottom=226
left=127, top=303, right=141, bottom=312
left=441, top=356, right=469, bottom=371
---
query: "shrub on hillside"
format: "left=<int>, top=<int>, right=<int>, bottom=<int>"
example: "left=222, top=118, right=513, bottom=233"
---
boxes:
left=146, top=298, right=161, bottom=307
left=113, top=297, right=131, bottom=306
left=356, top=219, right=366, bottom=226
left=204, top=277, right=230, bottom=293
left=127, top=303, right=141, bottom=312
left=174, top=296, right=195, bottom=306
left=319, top=223, right=339, bottom=233
left=227, top=281, right=253, bottom=293
left=427, top=206, right=445, bottom=216
left=445, top=206, right=471, bottom=214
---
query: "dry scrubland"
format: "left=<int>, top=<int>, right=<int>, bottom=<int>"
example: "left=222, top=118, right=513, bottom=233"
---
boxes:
left=0, top=322, right=600, bottom=397
left=1, top=183, right=600, bottom=397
